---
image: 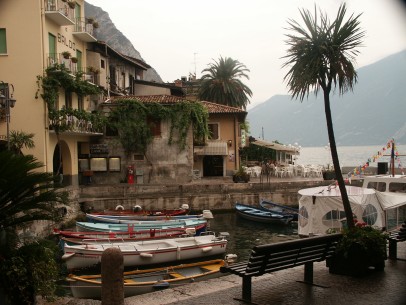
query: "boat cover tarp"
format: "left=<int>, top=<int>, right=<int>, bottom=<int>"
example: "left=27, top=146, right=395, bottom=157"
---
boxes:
left=375, top=191, right=406, bottom=210
left=298, top=185, right=384, bottom=236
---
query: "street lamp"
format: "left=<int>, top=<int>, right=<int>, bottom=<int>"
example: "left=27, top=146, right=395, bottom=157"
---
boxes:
left=0, top=81, right=17, bottom=150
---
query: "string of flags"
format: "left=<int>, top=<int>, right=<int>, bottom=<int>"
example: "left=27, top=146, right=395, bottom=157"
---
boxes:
left=346, top=138, right=405, bottom=179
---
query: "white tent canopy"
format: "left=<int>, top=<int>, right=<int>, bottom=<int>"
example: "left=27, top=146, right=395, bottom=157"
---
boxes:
left=298, top=185, right=385, bottom=236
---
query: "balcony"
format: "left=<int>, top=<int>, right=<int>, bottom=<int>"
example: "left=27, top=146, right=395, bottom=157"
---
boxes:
left=73, top=18, right=97, bottom=42
left=47, top=53, right=79, bottom=74
left=44, top=0, right=75, bottom=26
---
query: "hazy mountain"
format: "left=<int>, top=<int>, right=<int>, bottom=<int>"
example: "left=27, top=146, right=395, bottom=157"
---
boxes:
left=84, top=2, right=163, bottom=82
left=247, top=50, right=406, bottom=146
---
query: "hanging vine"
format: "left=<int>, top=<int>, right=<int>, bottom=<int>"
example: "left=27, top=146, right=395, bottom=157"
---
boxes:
left=35, top=64, right=105, bottom=175
left=108, top=99, right=209, bottom=156
left=36, top=64, right=105, bottom=134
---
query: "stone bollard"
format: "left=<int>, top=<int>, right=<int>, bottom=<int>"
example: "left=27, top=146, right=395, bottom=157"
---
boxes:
left=101, top=247, right=124, bottom=305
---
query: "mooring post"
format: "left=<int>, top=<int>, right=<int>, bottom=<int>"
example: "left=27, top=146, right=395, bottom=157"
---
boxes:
left=101, top=247, right=124, bottom=305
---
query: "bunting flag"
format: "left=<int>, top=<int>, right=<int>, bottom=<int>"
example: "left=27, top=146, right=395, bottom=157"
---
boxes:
left=346, top=138, right=405, bottom=178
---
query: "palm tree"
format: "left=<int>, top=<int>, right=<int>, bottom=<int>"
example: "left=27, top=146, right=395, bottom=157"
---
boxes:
left=9, top=130, right=35, bottom=155
left=282, top=4, right=365, bottom=229
left=198, top=56, right=252, bottom=109
left=0, top=151, right=68, bottom=233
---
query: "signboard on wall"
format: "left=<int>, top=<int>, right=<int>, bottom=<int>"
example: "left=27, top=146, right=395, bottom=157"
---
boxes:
left=241, top=130, right=246, bottom=147
left=90, top=144, right=109, bottom=155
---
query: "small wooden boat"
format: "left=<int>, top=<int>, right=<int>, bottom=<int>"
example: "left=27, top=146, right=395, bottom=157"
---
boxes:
left=85, top=210, right=213, bottom=223
left=235, top=203, right=293, bottom=225
left=67, top=258, right=232, bottom=299
left=259, top=199, right=299, bottom=221
left=75, top=218, right=208, bottom=232
left=54, top=224, right=206, bottom=243
left=62, top=233, right=228, bottom=270
left=88, top=204, right=190, bottom=218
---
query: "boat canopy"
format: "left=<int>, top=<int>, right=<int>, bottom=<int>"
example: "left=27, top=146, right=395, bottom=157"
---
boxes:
left=298, top=185, right=384, bottom=236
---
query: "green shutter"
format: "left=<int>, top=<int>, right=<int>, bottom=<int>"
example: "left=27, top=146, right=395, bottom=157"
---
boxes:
left=0, top=29, right=7, bottom=54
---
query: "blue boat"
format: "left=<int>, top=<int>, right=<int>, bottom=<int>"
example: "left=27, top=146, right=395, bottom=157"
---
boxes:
left=259, top=199, right=299, bottom=221
left=235, top=203, right=294, bottom=225
left=76, top=218, right=208, bottom=233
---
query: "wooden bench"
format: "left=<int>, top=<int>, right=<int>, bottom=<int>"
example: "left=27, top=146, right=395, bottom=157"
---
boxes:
left=388, top=221, right=406, bottom=260
left=220, top=233, right=342, bottom=303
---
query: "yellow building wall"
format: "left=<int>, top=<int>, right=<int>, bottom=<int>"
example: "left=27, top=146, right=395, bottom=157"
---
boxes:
left=0, top=0, right=93, bottom=184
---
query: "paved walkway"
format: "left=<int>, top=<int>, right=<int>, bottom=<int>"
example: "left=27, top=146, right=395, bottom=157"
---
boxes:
left=40, top=242, right=406, bottom=305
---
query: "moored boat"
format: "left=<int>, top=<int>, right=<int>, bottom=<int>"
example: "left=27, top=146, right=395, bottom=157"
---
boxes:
left=67, top=258, right=235, bottom=299
left=259, top=199, right=299, bottom=221
left=85, top=210, right=213, bottom=223
left=75, top=218, right=208, bottom=232
left=235, top=203, right=294, bottom=225
left=89, top=204, right=190, bottom=217
left=55, top=225, right=205, bottom=245
left=62, top=232, right=229, bottom=270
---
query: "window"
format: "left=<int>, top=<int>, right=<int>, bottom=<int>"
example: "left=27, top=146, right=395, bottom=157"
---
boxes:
left=148, top=117, right=161, bottom=137
left=133, top=154, right=144, bottom=161
left=65, top=90, right=72, bottom=108
left=76, top=50, right=82, bottom=69
left=101, top=59, right=105, bottom=69
left=0, top=29, right=6, bottom=54
left=78, top=95, right=84, bottom=111
left=208, top=123, right=219, bottom=140
left=48, top=33, right=56, bottom=63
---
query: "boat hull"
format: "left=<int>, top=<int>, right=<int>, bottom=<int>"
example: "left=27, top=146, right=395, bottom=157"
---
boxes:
left=235, top=203, right=293, bottom=225
left=76, top=218, right=208, bottom=232
left=63, top=234, right=228, bottom=270
left=67, top=259, right=225, bottom=299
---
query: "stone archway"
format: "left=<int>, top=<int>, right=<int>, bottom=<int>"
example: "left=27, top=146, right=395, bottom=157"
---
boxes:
left=53, top=140, right=72, bottom=185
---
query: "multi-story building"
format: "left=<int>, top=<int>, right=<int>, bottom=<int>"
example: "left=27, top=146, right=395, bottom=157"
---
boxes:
left=0, top=1, right=247, bottom=186
left=0, top=0, right=103, bottom=187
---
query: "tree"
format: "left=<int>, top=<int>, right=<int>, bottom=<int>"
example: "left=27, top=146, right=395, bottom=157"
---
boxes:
left=9, top=130, right=35, bottom=155
left=0, top=151, right=68, bottom=233
left=198, top=56, right=252, bottom=109
left=0, top=151, right=68, bottom=304
left=282, top=4, right=365, bottom=229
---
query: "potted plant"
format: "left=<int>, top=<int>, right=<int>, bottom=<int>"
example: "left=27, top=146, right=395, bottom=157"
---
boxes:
left=71, top=57, right=78, bottom=63
left=327, top=223, right=388, bottom=277
left=86, top=17, right=95, bottom=24
left=62, top=51, right=71, bottom=59
left=67, top=1, right=75, bottom=9
left=322, top=164, right=336, bottom=180
left=233, top=166, right=250, bottom=183
left=92, top=21, right=99, bottom=29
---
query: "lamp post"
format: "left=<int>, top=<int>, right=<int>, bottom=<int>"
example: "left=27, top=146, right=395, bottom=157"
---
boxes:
left=0, top=81, right=17, bottom=151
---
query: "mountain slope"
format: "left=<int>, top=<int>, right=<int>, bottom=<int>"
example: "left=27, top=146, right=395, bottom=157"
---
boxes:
left=247, top=50, right=406, bottom=146
left=84, top=2, right=162, bottom=82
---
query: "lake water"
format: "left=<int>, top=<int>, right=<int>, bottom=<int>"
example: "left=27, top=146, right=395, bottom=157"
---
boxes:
left=209, top=211, right=298, bottom=261
left=296, top=144, right=406, bottom=169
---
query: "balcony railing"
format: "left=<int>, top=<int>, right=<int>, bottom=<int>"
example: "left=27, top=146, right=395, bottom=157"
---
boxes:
left=73, top=18, right=97, bottom=42
left=49, top=110, right=105, bottom=135
left=46, top=54, right=98, bottom=85
left=44, top=0, right=75, bottom=26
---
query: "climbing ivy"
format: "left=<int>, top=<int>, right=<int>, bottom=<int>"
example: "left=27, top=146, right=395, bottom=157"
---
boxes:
left=108, top=99, right=209, bottom=156
left=36, top=64, right=104, bottom=133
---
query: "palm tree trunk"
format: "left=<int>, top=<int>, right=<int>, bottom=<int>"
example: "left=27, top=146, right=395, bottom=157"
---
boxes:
left=323, top=90, right=355, bottom=229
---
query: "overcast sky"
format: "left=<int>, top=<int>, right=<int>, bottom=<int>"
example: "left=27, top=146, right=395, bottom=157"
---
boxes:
left=86, top=0, right=406, bottom=110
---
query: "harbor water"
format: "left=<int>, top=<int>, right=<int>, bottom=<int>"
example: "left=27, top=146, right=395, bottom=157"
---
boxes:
left=209, top=211, right=299, bottom=260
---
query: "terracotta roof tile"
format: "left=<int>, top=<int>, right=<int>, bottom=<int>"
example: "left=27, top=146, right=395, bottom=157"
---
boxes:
left=107, top=95, right=247, bottom=116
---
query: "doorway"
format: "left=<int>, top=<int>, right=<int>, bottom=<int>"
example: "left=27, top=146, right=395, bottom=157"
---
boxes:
left=203, top=155, right=224, bottom=177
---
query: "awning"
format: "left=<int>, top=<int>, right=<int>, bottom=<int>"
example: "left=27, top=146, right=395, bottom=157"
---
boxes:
left=250, top=139, right=299, bottom=153
left=194, top=141, right=228, bottom=156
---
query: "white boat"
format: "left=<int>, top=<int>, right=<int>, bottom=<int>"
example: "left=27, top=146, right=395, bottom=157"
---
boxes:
left=62, top=233, right=228, bottom=270
left=85, top=210, right=213, bottom=223
left=298, top=178, right=406, bottom=236
left=76, top=218, right=208, bottom=232
left=67, top=258, right=234, bottom=299
left=361, top=174, right=406, bottom=231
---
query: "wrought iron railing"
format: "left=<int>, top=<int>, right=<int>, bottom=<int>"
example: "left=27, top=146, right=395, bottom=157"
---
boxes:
left=44, top=0, right=75, bottom=21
